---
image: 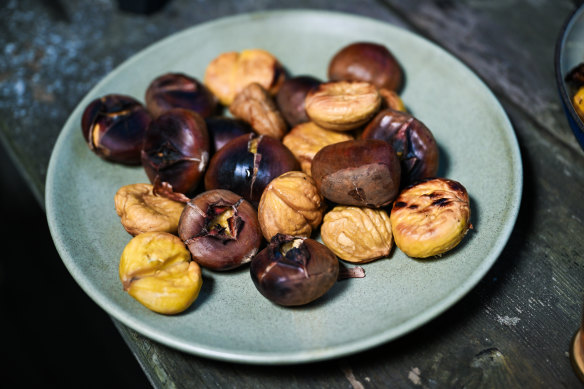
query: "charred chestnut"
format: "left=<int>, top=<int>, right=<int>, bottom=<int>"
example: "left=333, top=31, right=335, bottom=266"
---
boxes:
left=145, top=73, right=218, bottom=118
left=328, top=42, right=403, bottom=92
left=204, top=133, right=300, bottom=205
left=81, top=94, right=151, bottom=165
left=361, top=109, right=439, bottom=185
left=178, top=189, right=262, bottom=271
left=141, top=108, right=210, bottom=195
left=275, top=75, right=322, bottom=127
left=205, top=116, right=252, bottom=154
left=250, top=234, right=339, bottom=306
left=311, top=139, right=401, bottom=207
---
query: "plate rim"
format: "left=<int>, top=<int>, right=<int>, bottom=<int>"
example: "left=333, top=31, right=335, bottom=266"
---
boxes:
left=46, top=9, right=523, bottom=364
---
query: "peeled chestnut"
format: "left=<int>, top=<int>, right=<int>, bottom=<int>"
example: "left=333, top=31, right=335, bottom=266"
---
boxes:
left=204, top=133, right=300, bottom=205
left=311, top=139, right=401, bottom=207
left=328, top=42, right=403, bottom=92
left=81, top=94, right=151, bottom=165
left=141, top=108, right=210, bottom=195
left=145, top=73, right=218, bottom=118
left=275, top=75, right=322, bottom=127
left=205, top=116, right=253, bottom=154
left=178, top=189, right=262, bottom=271
left=361, top=109, right=439, bottom=185
left=250, top=234, right=339, bottom=306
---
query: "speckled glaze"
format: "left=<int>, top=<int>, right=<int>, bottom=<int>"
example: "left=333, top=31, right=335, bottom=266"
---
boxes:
left=45, top=10, right=522, bottom=364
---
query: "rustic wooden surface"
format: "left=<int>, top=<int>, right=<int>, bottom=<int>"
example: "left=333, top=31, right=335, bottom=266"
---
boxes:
left=2, top=0, right=584, bottom=387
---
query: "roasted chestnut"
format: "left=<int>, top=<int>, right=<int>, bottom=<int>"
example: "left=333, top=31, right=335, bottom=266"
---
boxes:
left=328, top=42, right=403, bottom=92
left=141, top=108, right=210, bottom=195
left=311, top=139, right=401, bottom=207
left=145, top=72, right=218, bottom=118
left=178, top=189, right=262, bottom=271
left=276, top=75, right=322, bottom=127
left=361, top=109, right=439, bottom=185
left=204, top=133, right=300, bottom=205
left=81, top=94, right=151, bottom=165
left=205, top=116, right=252, bottom=154
left=250, top=234, right=339, bottom=306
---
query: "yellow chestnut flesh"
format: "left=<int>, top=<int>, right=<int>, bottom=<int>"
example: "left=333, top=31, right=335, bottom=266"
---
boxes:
left=119, top=232, right=202, bottom=314
left=390, top=178, right=471, bottom=258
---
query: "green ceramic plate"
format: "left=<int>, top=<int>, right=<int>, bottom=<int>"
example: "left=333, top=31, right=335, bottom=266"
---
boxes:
left=46, top=10, right=522, bottom=364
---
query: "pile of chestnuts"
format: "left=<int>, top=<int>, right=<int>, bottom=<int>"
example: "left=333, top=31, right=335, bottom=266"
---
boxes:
left=83, top=42, right=473, bottom=314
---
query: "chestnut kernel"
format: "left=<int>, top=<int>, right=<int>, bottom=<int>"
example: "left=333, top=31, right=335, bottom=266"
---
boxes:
left=311, top=139, right=401, bottom=207
left=250, top=234, right=339, bottom=306
left=328, top=42, right=403, bottom=92
left=276, top=75, right=322, bottom=127
left=141, top=108, right=210, bottom=195
left=205, top=116, right=253, bottom=154
left=178, top=189, right=262, bottom=271
left=361, top=109, right=439, bottom=185
left=145, top=72, right=218, bottom=119
left=204, top=133, right=300, bottom=205
left=81, top=94, right=151, bottom=165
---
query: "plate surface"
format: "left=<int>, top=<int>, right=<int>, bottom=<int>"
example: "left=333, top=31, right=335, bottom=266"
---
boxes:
left=556, top=4, right=584, bottom=149
left=46, top=10, right=522, bottom=364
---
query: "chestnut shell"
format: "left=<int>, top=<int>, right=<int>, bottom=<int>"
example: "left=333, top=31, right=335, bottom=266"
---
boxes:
left=275, top=75, right=322, bottom=127
left=204, top=133, right=300, bottom=205
left=328, top=42, right=403, bottom=92
left=311, top=139, right=401, bottom=207
left=81, top=94, right=151, bottom=165
left=250, top=234, right=339, bottom=306
left=205, top=116, right=253, bottom=154
left=178, top=189, right=262, bottom=271
left=141, top=108, right=210, bottom=195
left=145, top=72, right=218, bottom=118
left=361, top=109, right=439, bottom=185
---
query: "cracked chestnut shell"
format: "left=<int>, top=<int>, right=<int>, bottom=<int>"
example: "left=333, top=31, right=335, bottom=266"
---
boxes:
left=141, top=108, right=210, bottom=195
left=361, top=109, right=439, bottom=185
left=328, top=42, right=403, bottom=92
left=250, top=234, right=339, bottom=306
left=204, top=133, right=300, bottom=206
left=178, top=189, right=262, bottom=271
left=276, top=75, right=322, bottom=127
left=81, top=94, right=151, bottom=165
left=145, top=72, right=218, bottom=118
left=311, top=139, right=401, bottom=207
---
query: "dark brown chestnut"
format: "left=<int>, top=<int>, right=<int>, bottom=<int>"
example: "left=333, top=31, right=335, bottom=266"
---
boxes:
left=361, top=109, right=439, bottom=185
left=81, top=94, right=151, bottom=165
left=250, top=234, right=339, bottom=306
left=204, top=133, right=300, bottom=206
left=311, top=139, right=401, bottom=208
left=205, top=116, right=253, bottom=154
left=275, top=75, right=322, bottom=127
left=141, top=108, right=210, bottom=195
left=328, top=42, right=403, bottom=92
left=178, top=189, right=262, bottom=271
left=145, top=72, right=218, bottom=118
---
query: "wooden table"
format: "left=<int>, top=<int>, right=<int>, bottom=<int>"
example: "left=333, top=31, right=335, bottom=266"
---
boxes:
left=2, top=0, right=583, bottom=387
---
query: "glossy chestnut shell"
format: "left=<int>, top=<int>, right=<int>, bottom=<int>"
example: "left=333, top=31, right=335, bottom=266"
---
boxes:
left=328, top=42, right=403, bottom=92
left=204, top=133, right=300, bottom=205
left=178, top=189, right=262, bottom=271
left=361, top=109, right=439, bottom=185
left=250, top=234, right=339, bottom=306
left=81, top=94, right=151, bottom=165
left=141, top=108, right=210, bottom=195
left=205, top=116, right=253, bottom=154
left=311, top=139, right=401, bottom=207
left=275, top=75, right=322, bottom=127
left=145, top=72, right=218, bottom=118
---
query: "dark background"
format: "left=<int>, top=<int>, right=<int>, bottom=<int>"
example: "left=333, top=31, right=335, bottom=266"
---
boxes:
left=0, top=146, right=151, bottom=387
